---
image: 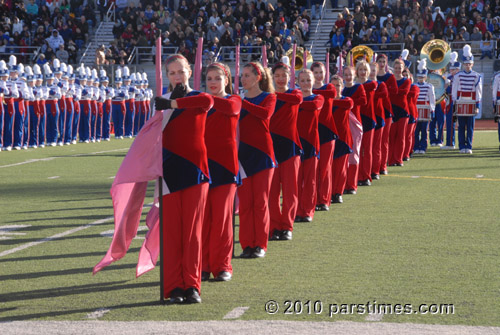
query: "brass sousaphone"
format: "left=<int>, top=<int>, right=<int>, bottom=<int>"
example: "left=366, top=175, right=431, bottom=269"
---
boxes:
left=346, top=45, right=374, bottom=67
left=420, top=39, right=451, bottom=103
left=286, top=46, right=314, bottom=71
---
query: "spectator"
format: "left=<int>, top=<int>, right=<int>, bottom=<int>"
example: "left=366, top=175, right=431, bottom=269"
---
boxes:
left=67, top=39, right=77, bottom=64
left=56, top=44, right=69, bottom=63
left=475, top=16, right=487, bottom=35
left=96, top=44, right=106, bottom=66
left=459, top=26, right=470, bottom=41
left=330, top=28, right=345, bottom=48
left=26, top=0, right=39, bottom=17
left=36, top=53, right=48, bottom=66
left=471, top=27, right=482, bottom=40
left=480, top=31, right=494, bottom=59
left=45, top=29, right=65, bottom=51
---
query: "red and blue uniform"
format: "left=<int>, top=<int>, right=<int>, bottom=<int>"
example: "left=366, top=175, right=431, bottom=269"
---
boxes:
left=202, top=94, right=241, bottom=278
left=377, top=73, right=397, bottom=173
left=388, top=77, right=411, bottom=165
left=269, top=89, right=303, bottom=235
left=445, top=74, right=456, bottom=147
left=313, top=84, right=338, bottom=206
left=404, top=83, right=419, bottom=158
left=342, top=83, right=366, bottom=191
left=331, top=97, right=354, bottom=197
left=296, top=94, right=324, bottom=219
left=238, top=92, right=277, bottom=252
left=161, top=91, right=213, bottom=299
left=371, top=81, right=388, bottom=176
left=358, top=80, right=378, bottom=182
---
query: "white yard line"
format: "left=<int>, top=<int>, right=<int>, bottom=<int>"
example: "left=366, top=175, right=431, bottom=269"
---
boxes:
left=223, top=307, right=249, bottom=320
left=0, top=148, right=129, bottom=169
left=47, top=176, right=60, bottom=179
left=85, top=308, right=112, bottom=320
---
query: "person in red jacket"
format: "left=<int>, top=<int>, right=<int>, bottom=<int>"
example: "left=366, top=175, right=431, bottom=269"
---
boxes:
left=369, top=62, right=389, bottom=180
left=356, top=60, right=378, bottom=186
left=388, top=58, right=411, bottom=166
left=269, top=61, right=303, bottom=241
left=201, top=62, right=241, bottom=282
left=342, top=66, right=366, bottom=195
left=311, top=62, right=337, bottom=211
left=376, top=54, right=397, bottom=175
left=154, top=54, right=214, bottom=304
left=403, top=70, right=420, bottom=161
left=295, top=69, right=324, bottom=222
left=238, top=62, right=277, bottom=259
left=330, top=75, right=354, bottom=204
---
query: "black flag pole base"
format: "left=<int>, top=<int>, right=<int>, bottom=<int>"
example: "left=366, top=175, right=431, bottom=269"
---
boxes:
left=159, top=177, right=165, bottom=304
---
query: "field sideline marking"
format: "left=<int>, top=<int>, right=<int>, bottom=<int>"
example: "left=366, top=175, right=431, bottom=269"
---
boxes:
left=0, top=148, right=129, bottom=169
left=223, top=307, right=249, bottom=319
left=85, top=308, right=112, bottom=320
left=387, top=174, right=500, bottom=182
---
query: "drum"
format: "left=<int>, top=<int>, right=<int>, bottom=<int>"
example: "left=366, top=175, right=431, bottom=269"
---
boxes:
left=454, top=99, right=478, bottom=116
left=495, top=102, right=500, bottom=116
left=417, top=104, right=432, bottom=121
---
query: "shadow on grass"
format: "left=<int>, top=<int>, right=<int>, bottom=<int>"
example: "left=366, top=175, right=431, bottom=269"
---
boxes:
left=0, top=232, right=116, bottom=246
left=17, top=206, right=113, bottom=214
left=0, top=248, right=141, bottom=263
left=5, top=214, right=112, bottom=225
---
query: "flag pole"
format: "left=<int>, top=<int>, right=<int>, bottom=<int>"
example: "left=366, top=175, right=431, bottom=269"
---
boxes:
left=193, top=37, right=204, bottom=90
left=262, top=44, right=268, bottom=68
left=325, top=48, right=330, bottom=82
left=235, top=39, right=240, bottom=95
left=155, top=31, right=164, bottom=304
left=290, top=42, right=297, bottom=87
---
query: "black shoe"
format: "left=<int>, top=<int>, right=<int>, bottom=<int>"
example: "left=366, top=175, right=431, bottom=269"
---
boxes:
left=315, top=204, right=329, bottom=211
left=240, top=246, right=254, bottom=258
left=269, top=229, right=282, bottom=241
left=380, top=170, right=388, bottom=175
left=332, top=193, right=343, bottom=203
left=302, top=216, right=312, bottom=222
left=294, top=216, right=303, bottom=223
left=280, top=230, right=292, bottom=240
left=371, top=173, right=380, bottom=180
left=358, top=179, right=371, bottom=186
left=201, top=271, right=210, bottom=282
left=253, top=246, right=266, bottom=258
left=169, top=287, right=185, bottom=304
left=343, top=189, right=357, bottom=195
left=390, top=163, right=404, bottom=167
left=185, top=287, right=202, bottom=304
left=215, top=271, right=232, bottom=281
left=403, top=157, right=410, bottom=162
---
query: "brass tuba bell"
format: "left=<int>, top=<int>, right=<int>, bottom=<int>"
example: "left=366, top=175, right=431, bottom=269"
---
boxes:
left=420, top=39, right=451, bottom=71
left=346, top=45, right=374, bottom=67
left=286, top=46, right=314, bottom=71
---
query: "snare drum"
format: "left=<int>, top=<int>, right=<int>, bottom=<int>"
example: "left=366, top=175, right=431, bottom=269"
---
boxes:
left=417, top=104, right=431, bottom=121
left=454, top=99, right=478, bottom=116
left=495, top=102, right=500, bottom=116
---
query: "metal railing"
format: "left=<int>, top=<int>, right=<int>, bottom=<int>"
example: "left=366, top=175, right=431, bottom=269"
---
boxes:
left=307, top=0, right=328, bottom=54
left=128, top=46, right=179, bottom=64
left=106, top=3, right=115, bottom=22
left=450, top=40, right=497, bottom=56
left=79, top=3, right=116, bottom=64
left=0, top=46, right=42, bottom=64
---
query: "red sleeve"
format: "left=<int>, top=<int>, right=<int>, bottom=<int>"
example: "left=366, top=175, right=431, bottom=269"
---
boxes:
left=409, top=85, right=419, bottom=99
left=242, top=93, right=277, bottom=119
left=332, top=97, right=354, bottom=109
left=301, top=95, right=324, bottom=111
left=213, top=94, right=242, bottom=116
left=386, top=75, right=398, bottom=94
left=396, top=79, right=411, bottom=96
left=375, top=82, right=389, bottom=99
left=352, top=84, right=367, bottom=106
left=312, top=83, right=337, bottom=98
left=176, top=92, right=214, bottom=112
left=276, top=89, right=303, bottom=105
left=362, top=81, right=378, bottom=93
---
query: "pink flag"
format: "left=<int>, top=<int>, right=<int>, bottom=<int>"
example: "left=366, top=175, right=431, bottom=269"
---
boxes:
left=348, top=112, right=363, bottom=165
left=325, top=50, right=330, bottom=82
left=262, top=44, right=267, bottom=68
left=290, top=43, right=297, bottom=87
left=193, top=38, right=204, bottom=90
left=234, top=44, right=240, bottom=94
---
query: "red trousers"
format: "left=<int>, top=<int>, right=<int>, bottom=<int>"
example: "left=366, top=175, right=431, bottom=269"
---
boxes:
left=404, top=121, right=416, bottom=159
left=316, top=140, right=335, bottom=206
left=380, top=118, right=392, bottom=172
left=389, top=117, right=408, bottom=165
left=297, top=157, right=318, bottom=218
left=238, top=168, right=274, bottom=251
left=270, top=156, right=300, bottom=233
left=358, top=129, right=374, bottom=182
left=162, top=183, right=209, bottom=298
left=202, top=183, right=236, bottom=277
left=345, top=163, right=359, bottom=191
left=332, top=154, right=349, bottom=196
left=371, top=127, right=383, bottom=175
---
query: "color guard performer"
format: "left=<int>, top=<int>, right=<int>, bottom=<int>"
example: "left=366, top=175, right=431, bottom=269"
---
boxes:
left=442, top=52, right=460, bottom=150
left=201, top=62, right=241, bottom=282
left=100, top=69, right=113, bottom=141
left=452, top=45, right=482, bottom=154
left=238, top=61, right=277, bottom=259
left=44, top=64, right=61, bottom=146
left=413, top=59, right=436, bottom=154
left=311, top=61, right=337, bottom=211
left=153, top=54, right=214, bottom=304
left=112, top=68, right=127, bottom=139
left=269, top=59, right=303, bottom=240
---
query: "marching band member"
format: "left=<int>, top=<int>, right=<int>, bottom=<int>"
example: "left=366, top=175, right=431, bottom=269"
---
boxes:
left=95, top=69, right=105, bottom=142
left=269, top=59, right=303, bottom=240
left=24, top=66, right=36, bottom=149
left=143, top=73, right=152, bottom=121
left=369, top=62, right=389, bottom=180
left=452, top=45, right=482, bottom=154
left=53, top=59, right=66, bottom=146
left=388, top=58, right=411, bottom=166
left=153, top=54, right=214, bottom=304
left=111, top=68, right=127, bottom=139
left=238, top=61, right=277, bottom=259
left=9, top=57, right=29, bottom=150
left=356, top=60, right=378, bottom=186
left=133, top=73, right=144, bottom=135
left=403, top=69, right=419, bottom=160
left=342, top=66, right=366, bottom=194
left=100, top=69, right=113, bottom=141
left=43, top=64, right=61, bottom=146
left=492, top=67, right=500, bottom=152
left=0, top=61, right=10, bottom=151
left=18, top=64, right=31, bottom=150
left=376, top=54, right=397, bottom=175
left=311, top=61, right=337, bottom=211
left=60, top=63, right=74, bottom=145
left=71, top=65, right=82, bottom=144
left=78, top=65, right=92, bottom=143
left=89, top=68, right=99, bottom=142
left=201, top=62, right=241, bottom=282
left=442, top=52, right=461, bottom=150
left=296, top=69, right=324, bottom=222
left=64, top=65, right=75, bottom=145
left=33, top=65, right=46, bottom=148
left=330, top=75, right=354, bottom=204
left=413, top=59, right=436, bottom=154
left=123, top=66, right=135, bottom=138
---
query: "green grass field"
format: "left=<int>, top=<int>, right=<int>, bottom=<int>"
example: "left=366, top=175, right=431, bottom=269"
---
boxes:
left=0, top=132, right=499, bottom=327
